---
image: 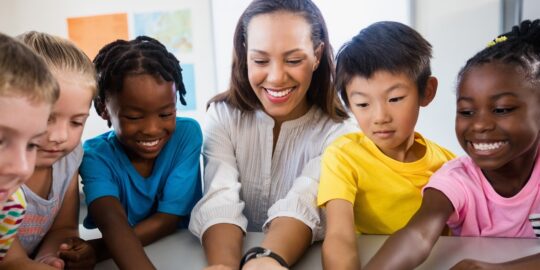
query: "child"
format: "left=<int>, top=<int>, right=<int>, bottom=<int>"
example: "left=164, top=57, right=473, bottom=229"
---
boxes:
left=365, top=19, right=540, bottom=270
left=80, top=36, right=202, bottom=269
left=317, top=21, right=455, bottom=269
left=15, top=31, right=97, bottom=269
left=188, top=0, right=353, bottom=269
left=0, top=33, right=59, bottom=268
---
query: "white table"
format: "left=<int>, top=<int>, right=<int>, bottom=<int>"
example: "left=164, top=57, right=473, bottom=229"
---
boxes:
left=88, top=229, right=540, bottom=269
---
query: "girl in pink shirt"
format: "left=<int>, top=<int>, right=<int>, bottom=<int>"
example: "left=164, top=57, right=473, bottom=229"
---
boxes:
left=365, top=19, right=540, bottom=270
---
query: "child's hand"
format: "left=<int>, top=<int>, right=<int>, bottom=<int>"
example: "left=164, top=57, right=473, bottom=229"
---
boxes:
left=451, top=259, right=504, bottom=270
left=35, top=253, right=65, bottom=269
left=242, top=257, right=288, bottom=270
left=57, top=237, right=96, bottom=270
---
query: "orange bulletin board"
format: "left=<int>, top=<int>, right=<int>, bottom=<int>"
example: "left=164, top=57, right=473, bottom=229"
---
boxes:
left=67, top=13, right=128, bottom=60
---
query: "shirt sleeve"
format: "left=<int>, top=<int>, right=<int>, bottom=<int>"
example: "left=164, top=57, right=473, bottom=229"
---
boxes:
left=80, top=141, right=120, bottom=207
left=317, top=142, right=358, bottom=207
left=188, top=104, right=248, bottom=239
left=423, top=160, right=468, bottom=226
left=264, top=122, right=355, bottom=242
left=158, top=120, right=203, bottom=216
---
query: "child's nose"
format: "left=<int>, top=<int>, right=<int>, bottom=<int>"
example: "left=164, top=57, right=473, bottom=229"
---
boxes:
left=48, top=121, right=69, bottom=144
left=5, top=145, right=34, bottom=181
left=472, top=114, right=496, bottom=132
left=141, top=118, right=162, bottom=136
left=373, top=104, right=391, bottom=124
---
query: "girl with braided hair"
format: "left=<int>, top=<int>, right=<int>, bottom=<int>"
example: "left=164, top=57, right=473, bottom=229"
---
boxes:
left=365, top=19, right=540, bottom=270
left=79, top=36, right=202, bottom=269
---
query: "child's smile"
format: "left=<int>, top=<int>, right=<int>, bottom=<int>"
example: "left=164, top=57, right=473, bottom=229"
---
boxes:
left=104, top=74, right=177, bottom=163
left=456, top=62, right=540, bottom=171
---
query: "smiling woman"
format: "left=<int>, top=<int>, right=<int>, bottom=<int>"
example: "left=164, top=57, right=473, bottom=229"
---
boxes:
left=188, top=1, right=355, bottom=269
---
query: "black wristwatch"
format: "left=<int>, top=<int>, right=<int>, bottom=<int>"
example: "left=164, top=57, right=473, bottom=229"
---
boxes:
left=239, top=246, right=289, bottom=269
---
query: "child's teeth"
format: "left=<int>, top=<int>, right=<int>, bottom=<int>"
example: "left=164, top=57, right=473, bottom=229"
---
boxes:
left=472, top=141, right=506, bottom=151
left=138, top=140, right=159, bottom=147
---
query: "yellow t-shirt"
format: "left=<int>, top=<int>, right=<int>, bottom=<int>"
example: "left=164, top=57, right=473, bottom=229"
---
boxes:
left=317, top=132, right=455, bottom=234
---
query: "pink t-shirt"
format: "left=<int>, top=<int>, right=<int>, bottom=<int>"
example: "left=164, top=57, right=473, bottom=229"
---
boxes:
left=425, top=154, right=540, bottom=238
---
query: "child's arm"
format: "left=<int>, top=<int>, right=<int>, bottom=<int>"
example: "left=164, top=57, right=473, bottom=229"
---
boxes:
left=87, top=196, right=156, bottom=270
left=452, top=252, right=540, bottom=269
left=1, top=239, right=57, bottom=270
left=34, top=173, right=93, bottom=267
left=321, top=199, right=358, bottom=270
left=364, top=189, right=454, bottom=270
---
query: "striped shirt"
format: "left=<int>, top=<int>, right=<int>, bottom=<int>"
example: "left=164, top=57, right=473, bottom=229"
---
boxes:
left=0, top=189, right=26, bottom=260
left=189, top=102, right=356, bottom=241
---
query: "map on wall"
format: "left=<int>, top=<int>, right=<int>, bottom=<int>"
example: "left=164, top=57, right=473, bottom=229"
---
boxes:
left=178, top=64, right=196, bottom=111
left=133, top=10, right=193, bottom=55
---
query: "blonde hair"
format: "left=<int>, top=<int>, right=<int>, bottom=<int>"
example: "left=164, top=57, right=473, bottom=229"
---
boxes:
left=0, top=32, right=59, bottom=104
left=18, top=31, right=97, bottom=97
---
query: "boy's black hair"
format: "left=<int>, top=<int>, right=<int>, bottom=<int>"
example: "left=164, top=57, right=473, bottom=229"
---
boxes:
left=335, top=21, right=432, bottom=107
left=458, top=19, right=540, bottom=88
left=93, top=36, right=185, bottom=126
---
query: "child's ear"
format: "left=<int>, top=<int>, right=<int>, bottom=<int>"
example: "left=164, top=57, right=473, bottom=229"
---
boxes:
left=420, top=76, right=438, bottom=107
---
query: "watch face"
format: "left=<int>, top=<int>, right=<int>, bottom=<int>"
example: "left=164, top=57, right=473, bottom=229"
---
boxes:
left=256, top=249, right=272, bottom=258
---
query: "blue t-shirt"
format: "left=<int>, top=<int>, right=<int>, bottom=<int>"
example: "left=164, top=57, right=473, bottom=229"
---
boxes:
left=80, top=117, right=202, bottom=229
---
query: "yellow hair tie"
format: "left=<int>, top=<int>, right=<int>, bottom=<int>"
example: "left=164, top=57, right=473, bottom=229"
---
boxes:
left=487, top=36, right=508, bottom=47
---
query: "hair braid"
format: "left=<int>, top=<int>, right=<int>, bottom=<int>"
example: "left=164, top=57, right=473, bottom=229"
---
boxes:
left=93, top=36, right=186, bottom=119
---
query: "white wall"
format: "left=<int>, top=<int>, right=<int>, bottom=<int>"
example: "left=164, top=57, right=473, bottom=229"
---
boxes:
left=0, top=0, right=216, bottom=142
left=414, top=0, right=500, bottom=155
left=523, top=0, right=540, bottom=21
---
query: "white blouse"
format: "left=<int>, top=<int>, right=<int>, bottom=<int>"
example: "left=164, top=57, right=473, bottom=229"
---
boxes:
left=189, top=102, right=356, bottom=241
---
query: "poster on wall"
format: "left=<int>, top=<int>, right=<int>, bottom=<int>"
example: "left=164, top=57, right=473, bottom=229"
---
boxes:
left=67, top=13, right=129, bottom=60
left=179, top=64, right=196, bottom=111
left=133, top=9, right=196, bottom=112
left=133, top=10, right=193, bottom=55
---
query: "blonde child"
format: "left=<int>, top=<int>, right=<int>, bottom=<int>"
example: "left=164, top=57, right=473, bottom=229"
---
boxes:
left=80, top=36, right=202, bottom=269
left=14, top=31, right=97, bottom=269
left=0, top=32, right=59, bottom=269
left=366, top=19, right=540, bottom=270
left=317, top=21, right=455, bottom=269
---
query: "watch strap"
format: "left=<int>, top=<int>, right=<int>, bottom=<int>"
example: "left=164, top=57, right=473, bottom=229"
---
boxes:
left=239, top=246, right=289, bottom=269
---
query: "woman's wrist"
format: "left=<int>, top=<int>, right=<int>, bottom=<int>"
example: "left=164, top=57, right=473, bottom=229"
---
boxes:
left=239, top=247, right=289, bottom=269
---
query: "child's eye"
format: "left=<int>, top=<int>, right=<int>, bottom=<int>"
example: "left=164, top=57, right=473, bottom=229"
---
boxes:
left=389, top=96, right=405, bottom=103
left=27, top=143, right=39, bottom=151
left=71, top=121, right=84, bottom=127
left=493, top=107, right=515, bottom=114
left=124, top=115, right=142, bottom=120
left=159, top=112, right=175, bottom=118
left=355, top=103, right=369, bottom=108
left=457, top=110, right=474, bottom=117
